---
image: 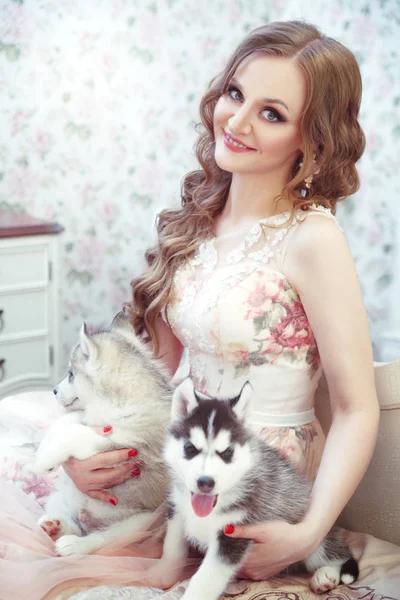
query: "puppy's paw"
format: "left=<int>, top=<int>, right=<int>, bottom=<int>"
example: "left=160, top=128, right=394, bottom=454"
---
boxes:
left=33, top=453, right=60, bottom=474
left=310, top=565, right=340, bottom=593
left=38, top=515, right=72, bottom=541
left=55, top=533, right=103, bottom=556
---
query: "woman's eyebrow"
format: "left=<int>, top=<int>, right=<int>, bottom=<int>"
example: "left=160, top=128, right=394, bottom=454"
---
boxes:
left=230, top=76, right=290, bottom=113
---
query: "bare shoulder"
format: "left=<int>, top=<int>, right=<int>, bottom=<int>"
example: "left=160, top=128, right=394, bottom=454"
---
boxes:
left=292, top=212, right=347, bottom=252
left=287, top=212, right=351, bottom=264
left=284, top=212, right=356, bottom=291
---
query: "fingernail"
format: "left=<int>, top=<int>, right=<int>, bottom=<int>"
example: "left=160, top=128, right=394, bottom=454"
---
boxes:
left=109, top=498, right=118, bottom=506
left=128, top=449, right=138, bottom=457
left=103, top=426, right=112, bottom=433
left=131, top=467, right=141, bottom=477
left=224, top=524, right=235, bottom=535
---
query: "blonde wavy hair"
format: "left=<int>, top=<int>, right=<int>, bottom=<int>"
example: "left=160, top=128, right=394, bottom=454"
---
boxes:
left=125, top=20, right=366, bottom=355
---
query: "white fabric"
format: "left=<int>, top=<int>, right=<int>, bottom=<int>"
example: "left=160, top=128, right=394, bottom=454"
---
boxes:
left=166, top=205, right=339, bottom=428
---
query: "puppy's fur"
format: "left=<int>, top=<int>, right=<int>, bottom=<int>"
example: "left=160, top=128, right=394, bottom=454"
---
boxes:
left=35, top=311, right=172, bottom=556
left=157, top=378, right=359, bottom=598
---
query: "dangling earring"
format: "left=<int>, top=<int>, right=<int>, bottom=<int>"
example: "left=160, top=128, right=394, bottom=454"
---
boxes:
left=299, top=154, right=319, bottom=197
left=300, top=172, right=314, bottom=197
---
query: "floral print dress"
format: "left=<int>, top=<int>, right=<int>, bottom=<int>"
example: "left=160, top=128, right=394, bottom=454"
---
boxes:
left=166, top=205, right=339, bottom=482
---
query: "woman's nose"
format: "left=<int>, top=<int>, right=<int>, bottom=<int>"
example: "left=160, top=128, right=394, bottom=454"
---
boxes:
left=228, top=107, right=252, bottom=135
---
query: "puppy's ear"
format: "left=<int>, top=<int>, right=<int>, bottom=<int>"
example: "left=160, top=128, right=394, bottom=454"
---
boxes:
left=110, top=310, right=134, bottom=333
left=171, top=377, right=199, bottom=420
left=229, top=382, right=253, bottom=422
left=79, top=322, right=99, bottom=362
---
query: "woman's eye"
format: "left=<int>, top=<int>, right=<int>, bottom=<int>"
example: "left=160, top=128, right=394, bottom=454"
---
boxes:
left=218, top=447, right=234, bottom=463
left=227, top=85, right=242, bottom=101
left=184, top=441, right=200, bottom=459
left=262, top=108, right=282, bottom=123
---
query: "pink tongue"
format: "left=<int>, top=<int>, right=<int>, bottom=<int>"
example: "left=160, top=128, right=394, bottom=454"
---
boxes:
left=191, top=494, right=216, bottom=517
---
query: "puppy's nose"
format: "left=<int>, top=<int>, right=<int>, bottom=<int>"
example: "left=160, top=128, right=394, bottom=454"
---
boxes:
left=53, top=388, right=58, bottom=395
left=197, top=476, right=215, bottom=493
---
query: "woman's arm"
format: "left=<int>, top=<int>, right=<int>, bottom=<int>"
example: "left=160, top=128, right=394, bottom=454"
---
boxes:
left=151, top=315, right=185, bottom=377
left=225, top=215, right=380, bottom=580
left=285, top=215, right=380, bottom=542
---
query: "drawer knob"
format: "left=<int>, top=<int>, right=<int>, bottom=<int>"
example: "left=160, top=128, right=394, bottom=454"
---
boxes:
left=0, top=309, right=3, bottom=332
left=0, top=358, right=5, bottom=382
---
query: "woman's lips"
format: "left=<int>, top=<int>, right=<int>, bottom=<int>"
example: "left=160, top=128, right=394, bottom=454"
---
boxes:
left=223, top=132, right=255, bottom=153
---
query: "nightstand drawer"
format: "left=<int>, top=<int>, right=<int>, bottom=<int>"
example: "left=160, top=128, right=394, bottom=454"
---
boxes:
left=0, top=289, right=48, bottom=337
left=0, top=245, right=49, bottom=289
left=0, top=337, right=49, bottom=385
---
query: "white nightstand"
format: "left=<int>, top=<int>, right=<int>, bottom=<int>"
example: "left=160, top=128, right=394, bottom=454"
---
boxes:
left=0, top=210, right=64, bottom=399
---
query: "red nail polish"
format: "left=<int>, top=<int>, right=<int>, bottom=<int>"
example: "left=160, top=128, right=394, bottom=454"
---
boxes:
left=131, top=467, right=141, bottom=477
left=103, top=426, right=112, bottom=433
left=109, top=498, right=117, bottom=506
left=224, top=524, right=235, bottom=535
left=128, top=449, right=138, bottom=457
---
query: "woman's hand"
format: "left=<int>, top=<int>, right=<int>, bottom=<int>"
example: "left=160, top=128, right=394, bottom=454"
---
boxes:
left=62, top=426, right=142, bottom=505
left=224, top=520, right=320, bottom=581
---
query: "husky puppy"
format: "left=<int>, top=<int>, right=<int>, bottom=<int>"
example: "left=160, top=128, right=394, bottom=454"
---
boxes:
left=35, top=311, right=172, bottom=557
left=158, top=378, right=359, bottom=598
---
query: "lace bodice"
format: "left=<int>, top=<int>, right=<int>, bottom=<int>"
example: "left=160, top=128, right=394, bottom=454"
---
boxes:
left=165, top=205, right=340, bottom=427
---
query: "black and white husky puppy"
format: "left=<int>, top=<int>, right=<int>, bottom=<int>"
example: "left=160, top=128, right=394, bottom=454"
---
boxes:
left=159, top=377, right=359, bottom=599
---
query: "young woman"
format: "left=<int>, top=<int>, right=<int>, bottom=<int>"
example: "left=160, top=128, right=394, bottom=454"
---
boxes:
left=0, top=20, right=380, bottom=599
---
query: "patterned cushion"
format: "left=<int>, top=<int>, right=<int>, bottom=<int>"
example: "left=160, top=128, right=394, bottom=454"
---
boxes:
left=314, top=360, right=400, bottom=545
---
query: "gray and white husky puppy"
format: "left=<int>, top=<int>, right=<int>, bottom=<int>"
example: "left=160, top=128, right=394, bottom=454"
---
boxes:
left=35, top=311, right=172, bottom=557
left=158, top=377, right=359, bottom=598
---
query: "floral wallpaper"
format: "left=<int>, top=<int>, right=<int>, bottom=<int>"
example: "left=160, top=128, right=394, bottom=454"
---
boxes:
left=0, top=0, right=399, bottom=371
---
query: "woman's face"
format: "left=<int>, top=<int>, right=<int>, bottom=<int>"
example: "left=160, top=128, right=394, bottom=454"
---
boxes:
left=213, top=53, right=307, bottom=179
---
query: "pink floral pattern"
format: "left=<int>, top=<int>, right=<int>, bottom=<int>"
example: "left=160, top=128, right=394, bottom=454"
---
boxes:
left=258, top=420, right=326, bottom=482
left=229, top=271, right=320, bottom=379
left=167, top=214, right=326, bottom=421
left=0, top=392, right=62, bottom=508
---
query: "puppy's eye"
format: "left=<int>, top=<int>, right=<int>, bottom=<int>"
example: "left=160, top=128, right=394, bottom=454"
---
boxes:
left=68, top=370, right=74, bottom=382
left=218, top=447, right=234, bottom=463
left=184, top=441, right=200, bottom=459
